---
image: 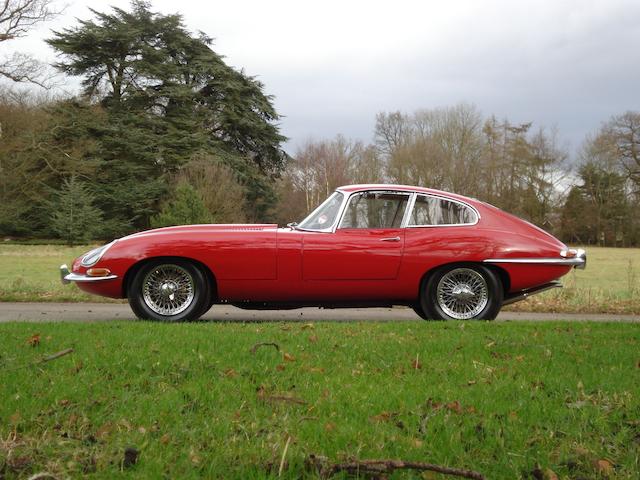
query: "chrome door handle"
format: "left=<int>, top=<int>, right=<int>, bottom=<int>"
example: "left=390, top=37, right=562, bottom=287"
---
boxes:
left=380, top=236, right=401, bottom=242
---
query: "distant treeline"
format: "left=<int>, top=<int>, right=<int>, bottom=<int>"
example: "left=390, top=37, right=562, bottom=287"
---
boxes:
left=1, top=2, right=638, bottom=246
left=277, top=106, right=640, bottom=247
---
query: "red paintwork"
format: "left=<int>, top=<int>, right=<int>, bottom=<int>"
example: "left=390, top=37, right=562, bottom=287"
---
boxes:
left=73, top=185, right=573, bottom=305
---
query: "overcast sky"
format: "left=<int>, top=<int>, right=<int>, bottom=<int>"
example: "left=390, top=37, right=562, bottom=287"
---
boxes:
left=4, top=0, right=640, bottom=156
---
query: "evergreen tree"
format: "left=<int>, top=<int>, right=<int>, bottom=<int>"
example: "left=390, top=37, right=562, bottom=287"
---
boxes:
left=577, top=162, right=629, bottom=246
left=49, top=177, right=103, bottom=244
left=560, top=186, right=590, bottom=244
left=150, top=182, right=212, bottom=228
left=47, top=1, right=287, bottom=223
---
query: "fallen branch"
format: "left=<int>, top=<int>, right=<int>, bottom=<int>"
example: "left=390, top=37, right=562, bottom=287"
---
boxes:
left=305, top=455, right=485, bottom=480
left=250, top=342, right=280, bottom=354
left=27, top=473, right=59, bottom=480
left=5, top=348, right=74, bottom=371
left=42, top=348, right=74, bottom=363
left=265, top=395, right=307, bottom=406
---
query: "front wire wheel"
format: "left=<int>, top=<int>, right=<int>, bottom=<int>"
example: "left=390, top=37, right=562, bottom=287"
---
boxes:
left=128, top=259, right=210, bottom=322
left=142, top=264, right=195, bottom=316
left=420, top=265, right=503, bottom=321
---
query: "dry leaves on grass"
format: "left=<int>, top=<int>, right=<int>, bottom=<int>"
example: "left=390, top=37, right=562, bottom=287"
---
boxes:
left=594, top=458, right=614, bottom=476
left=223, top=368, right=237, bottom=378
left=530, top=467, right=558, bottom=480
left=256, top=385, right=307, bottom=406
left=420, top=398, right=478, bottom=421
left=370, top=411, right=398, bottom=423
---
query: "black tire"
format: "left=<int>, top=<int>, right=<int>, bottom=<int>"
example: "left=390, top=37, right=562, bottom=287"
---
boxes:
left=128, top=259, right=211, bottom=322
left=420, top=264, right=503, bottom=321
left=411, top=304, right=442, bottom=321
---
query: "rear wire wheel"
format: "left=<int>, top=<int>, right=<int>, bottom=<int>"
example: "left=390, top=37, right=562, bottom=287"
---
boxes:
left=420, top=265, right=503, bottom=321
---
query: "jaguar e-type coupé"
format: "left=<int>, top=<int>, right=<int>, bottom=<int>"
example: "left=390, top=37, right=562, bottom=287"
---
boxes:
left=60, top=184, right=586, bottom=321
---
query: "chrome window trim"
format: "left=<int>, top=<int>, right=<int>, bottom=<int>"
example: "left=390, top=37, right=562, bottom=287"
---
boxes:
left=400, top=193, right=417, bottom=228
left=406, top=193, right=480, bottom=228
left=296, top=191, right=348, bottom=233
left=335, top=190, right=413, bottom=231
left=298, top=188, right=479, bottom=234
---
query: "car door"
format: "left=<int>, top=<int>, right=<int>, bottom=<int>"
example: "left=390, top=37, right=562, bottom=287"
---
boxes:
left=302, top=191, right=410, bottom=280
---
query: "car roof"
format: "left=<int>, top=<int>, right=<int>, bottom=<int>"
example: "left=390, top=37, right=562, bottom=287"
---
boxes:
left=336, top=184, right=478, bottom=205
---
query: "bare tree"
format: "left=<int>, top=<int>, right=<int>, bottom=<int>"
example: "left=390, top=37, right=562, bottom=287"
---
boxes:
left=374, top=111, right=410, bottom=157
left=176, top=155, right=248, bottom=223
left=604, top=111, right=640, bottom=191
left=382, top=104, right=484, bottom=196
left=274, top=136, right=384, bottom=224
left=0, top=0, right=60, bottom=87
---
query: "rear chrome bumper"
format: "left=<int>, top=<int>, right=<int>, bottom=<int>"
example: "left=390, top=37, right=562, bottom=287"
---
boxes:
left=573, top=248, right=587, bottom=269
left=60, top=264, right=118, bottom=284
left=485, top=248, right=586, bottom=270
left=502, top=281, right=562, bottom=306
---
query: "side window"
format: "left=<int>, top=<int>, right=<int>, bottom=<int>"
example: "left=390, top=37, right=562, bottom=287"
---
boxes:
left=410, top=195, right=476, bottom=226
left=339, top=192, right=409, bottom=229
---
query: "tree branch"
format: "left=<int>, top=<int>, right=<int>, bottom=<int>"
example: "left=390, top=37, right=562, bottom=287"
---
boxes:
left=305, top=455, right=485, bottom=480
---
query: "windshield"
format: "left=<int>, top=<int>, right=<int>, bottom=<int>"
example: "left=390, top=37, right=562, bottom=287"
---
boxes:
left=298, top=191, right=345, bottom=231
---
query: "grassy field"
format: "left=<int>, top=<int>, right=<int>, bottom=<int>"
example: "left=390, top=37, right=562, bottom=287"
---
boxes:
left=505, top=246, right=640, bottom=314
left=0, top=321, right=638, bottom=479
left=0, top=244, right=118, bottom=303
left=0, top=244, right=638, bottom=313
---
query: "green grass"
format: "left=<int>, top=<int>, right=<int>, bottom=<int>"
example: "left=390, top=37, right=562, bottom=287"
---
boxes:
left=0, top=244, right=121, bottom=303
left=0, top=244, right=638, bottom=314
left=1, top=321, right=638, bottom=479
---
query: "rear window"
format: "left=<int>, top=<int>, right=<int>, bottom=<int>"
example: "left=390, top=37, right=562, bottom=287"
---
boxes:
left=409, top=195, right=477, bottom=226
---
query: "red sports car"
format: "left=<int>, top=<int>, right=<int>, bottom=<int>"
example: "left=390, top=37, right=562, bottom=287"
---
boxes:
left=60, top=184, right=585, bottom=322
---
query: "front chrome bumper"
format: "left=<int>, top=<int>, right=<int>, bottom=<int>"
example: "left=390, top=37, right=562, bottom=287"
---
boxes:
left=59, top=264, right=118, bottom=284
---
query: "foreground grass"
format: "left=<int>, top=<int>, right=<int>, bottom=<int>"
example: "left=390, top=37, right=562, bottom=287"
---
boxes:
left=1, top=321, right=638, bottom=479
left=0, top=244, right=639, bottom=313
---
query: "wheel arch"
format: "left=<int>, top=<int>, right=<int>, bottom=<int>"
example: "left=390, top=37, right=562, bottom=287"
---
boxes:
left=417, top=261, right=510, bottom=300
left=122, top=256, right=217, bottom=300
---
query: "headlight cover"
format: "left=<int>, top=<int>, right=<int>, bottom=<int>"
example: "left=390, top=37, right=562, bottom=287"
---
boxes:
left=80, top=241, right=116, bottom=267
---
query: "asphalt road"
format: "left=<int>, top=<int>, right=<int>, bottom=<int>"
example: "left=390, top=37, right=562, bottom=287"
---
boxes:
left=0, top=302, right=638, bottom=323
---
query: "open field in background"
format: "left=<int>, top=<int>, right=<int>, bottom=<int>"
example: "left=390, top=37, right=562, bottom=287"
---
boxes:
left=0, top=244, right=638, bottom=314
left=1, top=321, right=638, bottom=479
left=506, top=246, right=640, bottom=314
left=0, top=244, right=119, bottom=303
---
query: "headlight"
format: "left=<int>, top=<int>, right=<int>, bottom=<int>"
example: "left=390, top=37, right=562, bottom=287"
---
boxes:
left=80, top=241, right=116, bottom=267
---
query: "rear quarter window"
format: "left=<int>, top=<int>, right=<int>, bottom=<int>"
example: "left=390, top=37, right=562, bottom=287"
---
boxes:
left=409, top=195, right=477, bottom=226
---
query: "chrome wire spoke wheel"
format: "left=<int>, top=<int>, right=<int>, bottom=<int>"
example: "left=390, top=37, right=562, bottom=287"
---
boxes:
left=436, top=268, right=488, bottom=320
left=142, top=264, right=195, bottom=316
